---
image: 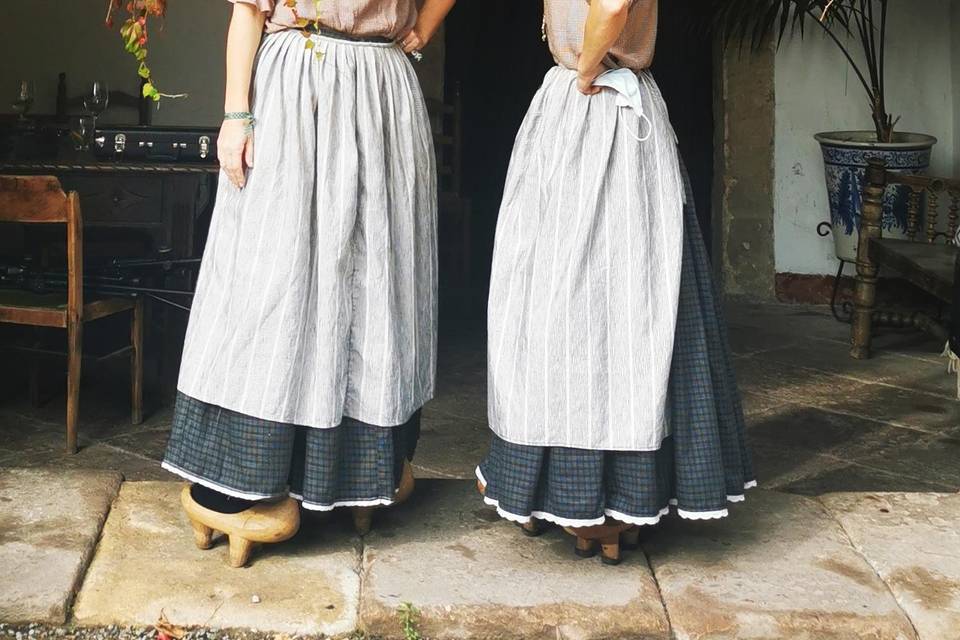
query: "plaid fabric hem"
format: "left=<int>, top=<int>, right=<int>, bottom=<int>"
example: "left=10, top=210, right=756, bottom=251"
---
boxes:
left=163, top=392, right=420, bottom=509
left=477, top=435, right=756, bottom=526
left=475, top=157, right=755, bottom=525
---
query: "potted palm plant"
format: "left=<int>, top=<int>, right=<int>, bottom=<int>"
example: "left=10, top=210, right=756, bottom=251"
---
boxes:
left=711, top=0, right=937, bottom=262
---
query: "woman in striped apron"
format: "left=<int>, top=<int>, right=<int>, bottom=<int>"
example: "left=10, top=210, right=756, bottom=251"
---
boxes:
left=477, top=0, right=755, bottom=565
left=162, top=0, right=454, bottom=567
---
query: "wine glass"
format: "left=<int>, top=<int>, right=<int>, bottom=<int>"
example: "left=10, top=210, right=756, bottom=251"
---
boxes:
left=83, top=81, right=110, bottom=120
left=11, top=80, right=35, bottom=120
left=74, top=115, right=97, bottom=152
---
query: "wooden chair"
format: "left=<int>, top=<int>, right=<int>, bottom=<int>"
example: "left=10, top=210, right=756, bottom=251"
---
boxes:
left=0, top=175, right=144, bottom=453
left=427, top=83, right=473, bottom=286
left=850, top=159, right=959, bottom=359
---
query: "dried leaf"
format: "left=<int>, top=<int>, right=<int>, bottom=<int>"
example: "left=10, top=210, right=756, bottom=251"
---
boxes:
left=153, top=610, right=186, bottom=640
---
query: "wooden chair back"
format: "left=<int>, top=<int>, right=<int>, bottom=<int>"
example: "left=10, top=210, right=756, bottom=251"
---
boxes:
left=851, top=160, right=960, bottom=360
left=0, top=175, right=83, bottom=322
left=873, top=161, right=960, bottom=246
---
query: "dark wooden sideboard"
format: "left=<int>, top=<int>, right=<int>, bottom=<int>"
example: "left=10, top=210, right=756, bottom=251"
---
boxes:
left=0, top=158, right=218, bottom=259
left=0, top=156, right=219, bottom=389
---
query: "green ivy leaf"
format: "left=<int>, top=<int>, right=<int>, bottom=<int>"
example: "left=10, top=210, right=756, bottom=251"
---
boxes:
left=142, top=82, right=160, bottom=100
left=138, top=62, right=151, bottom=79
left=124, top=21, right=143, bottom=47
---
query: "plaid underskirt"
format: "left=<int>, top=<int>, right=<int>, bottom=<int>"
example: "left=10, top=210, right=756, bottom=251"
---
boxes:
left=162, top=393, right=420, bottom=511
left=477, top=158, right=756, bottom=527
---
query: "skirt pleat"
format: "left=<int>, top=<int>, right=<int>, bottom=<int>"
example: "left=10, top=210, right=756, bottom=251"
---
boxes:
left=477, top=158, right=755, bottom=526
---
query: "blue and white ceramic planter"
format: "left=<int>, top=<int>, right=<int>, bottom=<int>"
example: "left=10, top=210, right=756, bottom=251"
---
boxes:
left=815, top=131, right=937, bottom=262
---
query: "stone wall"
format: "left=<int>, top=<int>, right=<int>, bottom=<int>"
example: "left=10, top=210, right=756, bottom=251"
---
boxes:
left=712, top=39, right=777, bottom=299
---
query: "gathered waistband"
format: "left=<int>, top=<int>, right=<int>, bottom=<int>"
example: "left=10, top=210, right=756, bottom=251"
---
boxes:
left=302, top=24, right=395, bottom=45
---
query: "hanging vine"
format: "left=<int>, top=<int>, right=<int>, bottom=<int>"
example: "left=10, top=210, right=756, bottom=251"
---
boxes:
left=105, top=0, right=186, bottom=102
left=105, top=1, right=328, bottom=103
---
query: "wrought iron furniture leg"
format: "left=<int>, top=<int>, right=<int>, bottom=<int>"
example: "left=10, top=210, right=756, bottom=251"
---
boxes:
left=829, top=260, right=849, bottom=323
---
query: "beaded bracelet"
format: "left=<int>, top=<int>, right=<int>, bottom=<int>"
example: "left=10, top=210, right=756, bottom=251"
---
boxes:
left=224, top=111, right=256, bottom=136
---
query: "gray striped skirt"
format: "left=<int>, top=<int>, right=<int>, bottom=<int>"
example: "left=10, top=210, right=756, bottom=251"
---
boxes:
left=477, top=158, right=755, bottom=526
left=177, top=30, right=437, bottom=429
left=163, top=29, right=436, bottom=509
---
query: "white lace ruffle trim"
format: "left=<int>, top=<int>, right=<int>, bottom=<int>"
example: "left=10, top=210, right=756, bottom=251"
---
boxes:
left=475, top=467, right=757, bottom=528
left=289, top=492, right=395, bottom=512
left=162, top=461, right=284, bottom=501
left=163, top=461, right=398, bottom=511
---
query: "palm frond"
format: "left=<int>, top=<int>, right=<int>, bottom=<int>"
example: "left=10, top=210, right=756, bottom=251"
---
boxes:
left=694, top=0, right=895, bottom=141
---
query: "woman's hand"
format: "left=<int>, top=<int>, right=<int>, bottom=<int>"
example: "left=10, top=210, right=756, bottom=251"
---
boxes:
left=218, top=119, right=254, bottom=189
left=402, top=0, right=455, bottom=54
left=400, top=27, right=426, bottom=54
left=577, top=63, right=603, bottom=95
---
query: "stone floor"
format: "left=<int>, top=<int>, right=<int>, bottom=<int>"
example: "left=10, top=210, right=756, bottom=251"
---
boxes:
left=1, top=301, right=959, bottom=638
left=2, top=301, right=957, bottom=491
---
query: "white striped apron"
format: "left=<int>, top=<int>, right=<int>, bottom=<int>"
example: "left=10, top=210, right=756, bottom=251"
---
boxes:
left=178, top=30, right=438, bottom=429
left=487, top=66, right=684, bottom=451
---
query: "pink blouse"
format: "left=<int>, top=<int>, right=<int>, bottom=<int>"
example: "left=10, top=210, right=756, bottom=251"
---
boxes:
left=229, top=0, right=417, bottom=38
left=545, top=0, right=658, bottom=72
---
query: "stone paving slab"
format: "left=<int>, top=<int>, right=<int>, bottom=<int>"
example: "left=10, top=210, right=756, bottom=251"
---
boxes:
left=781, top=461, right=957, bottom=496
left=836, top=433, right=960, bottom=492
left=414, top=410, right=488, bottom=479
left=0, top=468, right=122, bottom=624
left=72, top=482, right=359, bottom=637
left=360, top=480, right=669, bottom=640
left=734, top=357, right=869, bottom=410
left=820, top=493, right=960, bottom=640
left=752, top=339, right=957, bottom=401
left=643, top=490, right=918, bottom=640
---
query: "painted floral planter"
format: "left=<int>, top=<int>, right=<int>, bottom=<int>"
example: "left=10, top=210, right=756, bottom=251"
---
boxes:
left=815, top=131, right=938, bottom=262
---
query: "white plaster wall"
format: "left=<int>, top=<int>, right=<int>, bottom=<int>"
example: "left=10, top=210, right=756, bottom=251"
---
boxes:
left=773, top=1, right=956, bottom=275
left=0, top=0, right=443, bottom=127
